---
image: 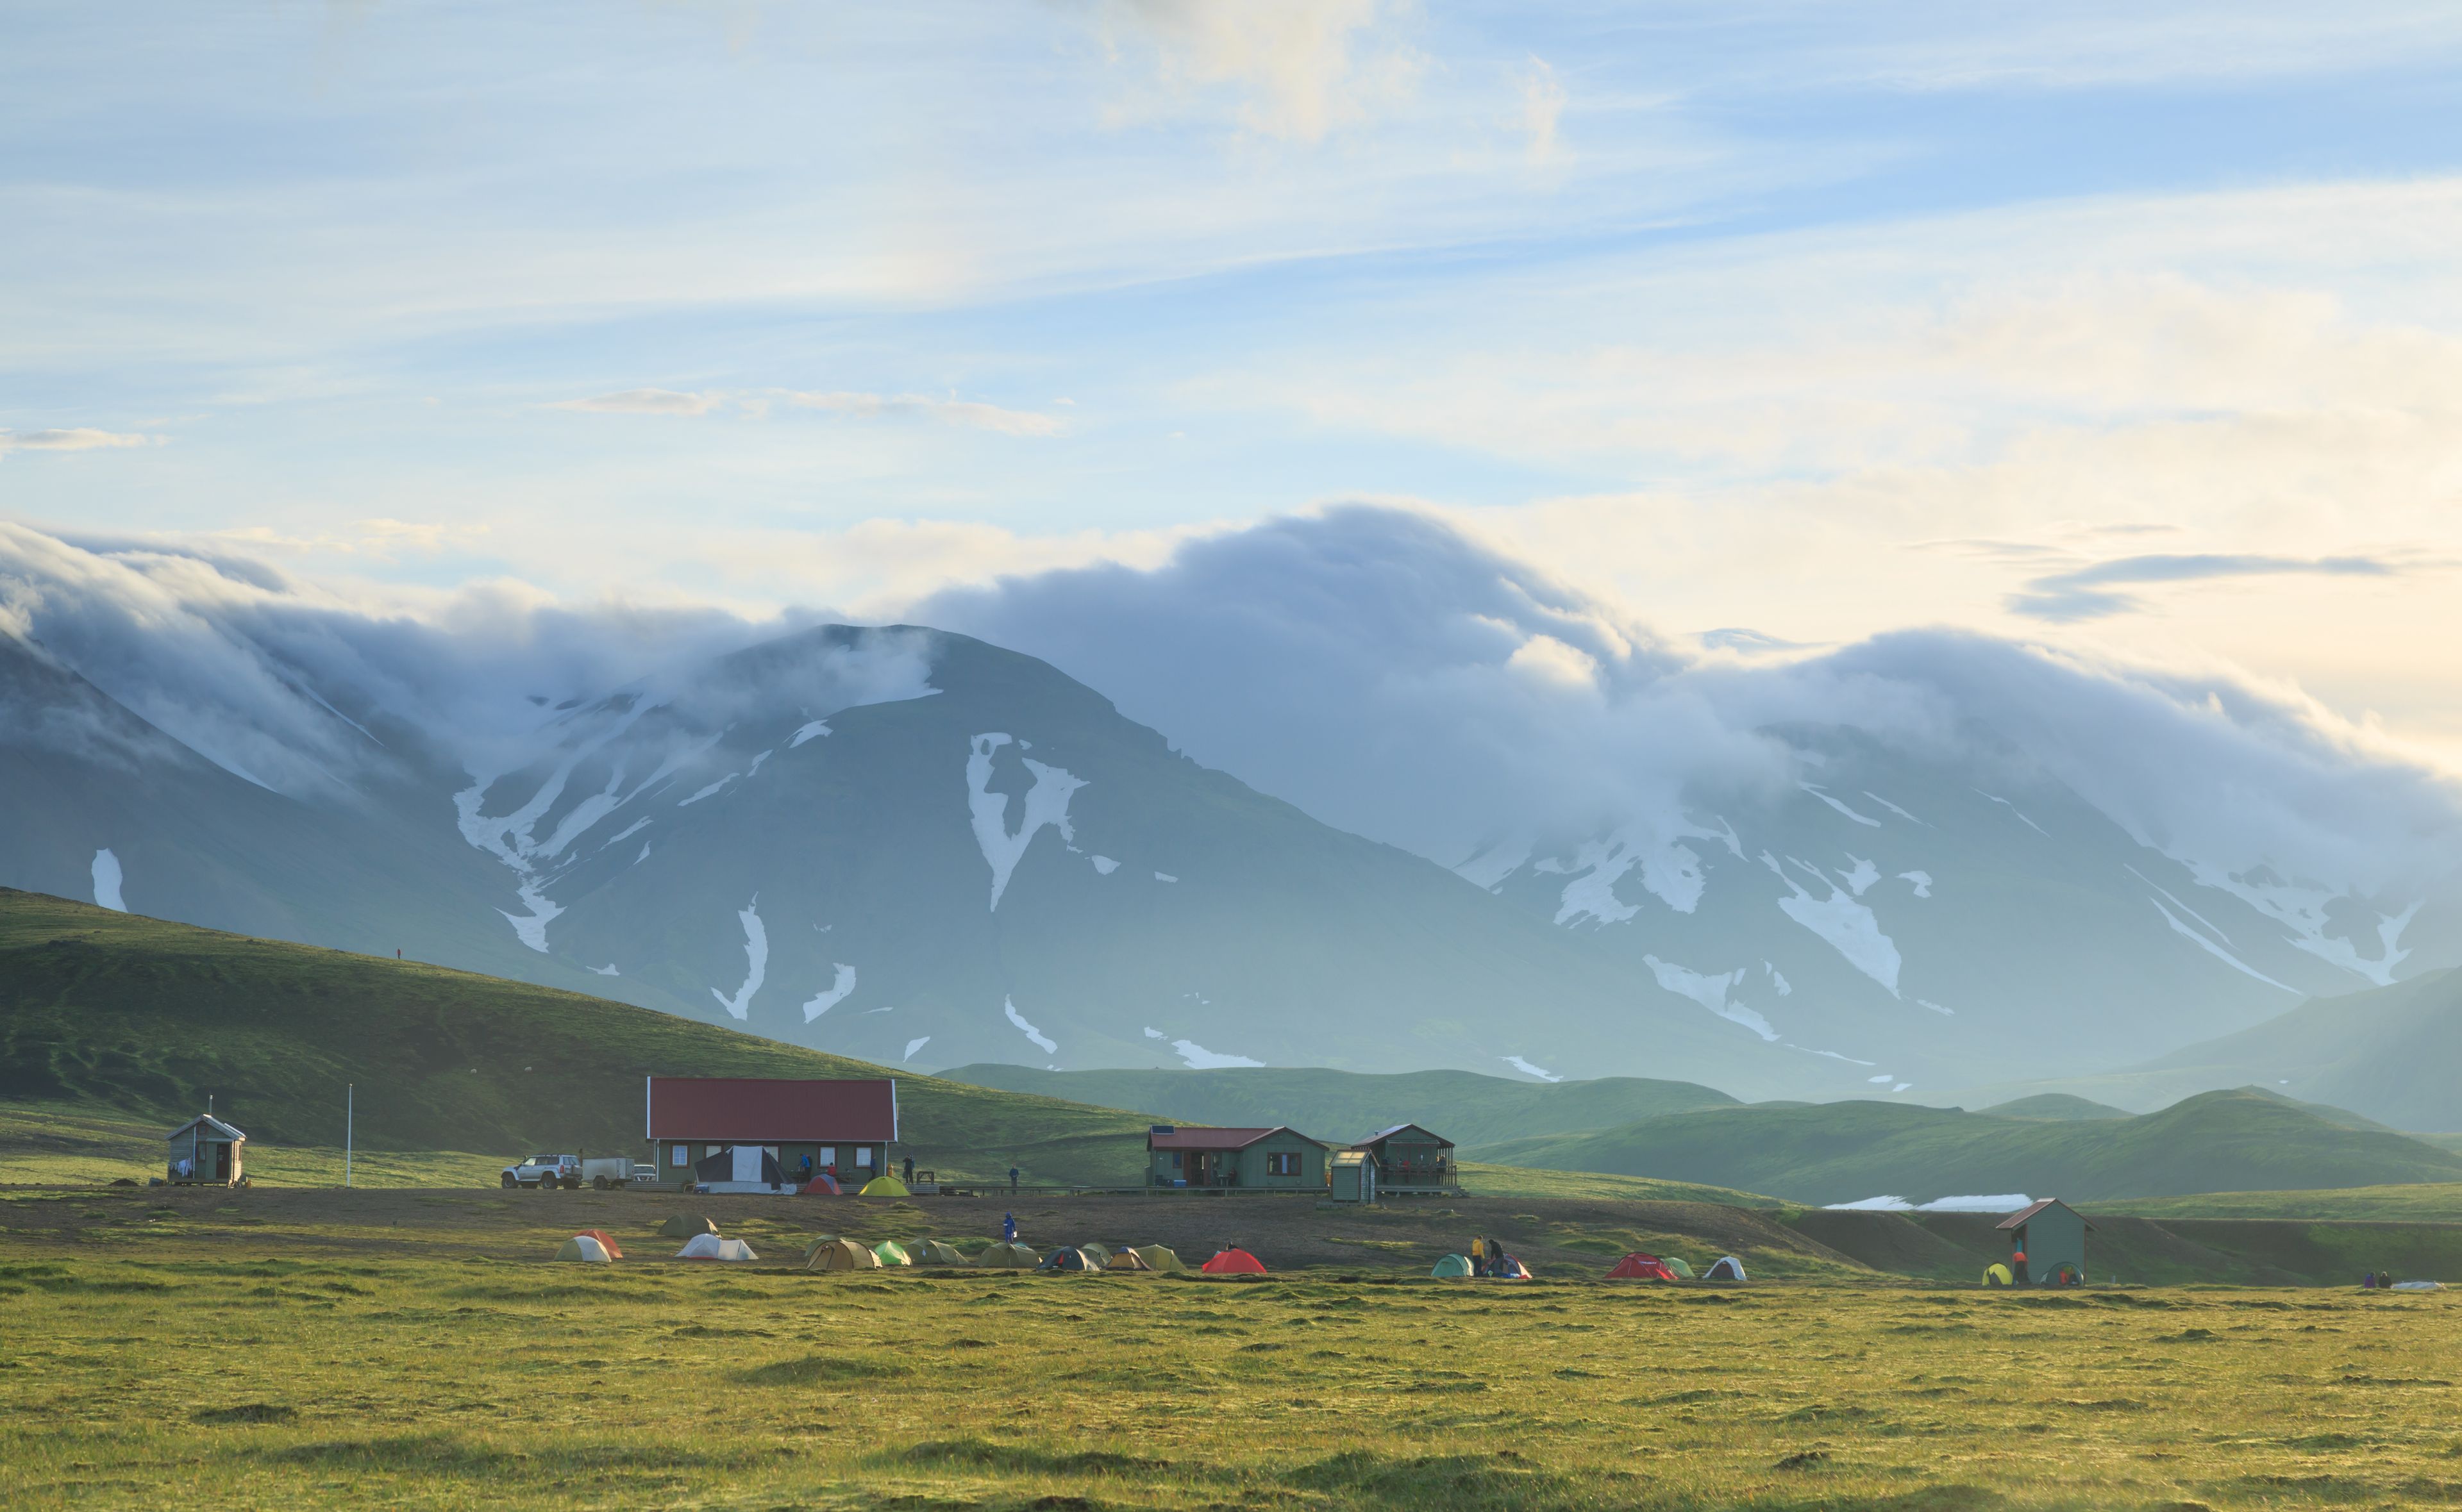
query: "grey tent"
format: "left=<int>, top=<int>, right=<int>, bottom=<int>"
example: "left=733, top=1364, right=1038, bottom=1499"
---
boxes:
left=906, top=1239, right=970, bottom=1267
left=1037, top=1246, right=1101, bottom=1272
left=1704, top=1255, right=1748, bottom=1281
left=659, top=1213, right=719, bottom=1239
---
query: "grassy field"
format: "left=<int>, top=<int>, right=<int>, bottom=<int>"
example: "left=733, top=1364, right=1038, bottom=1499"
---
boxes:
left=2094, top=1183, right=2462, bottom=1222
left=7, top=1188, right=2462, bottom=1511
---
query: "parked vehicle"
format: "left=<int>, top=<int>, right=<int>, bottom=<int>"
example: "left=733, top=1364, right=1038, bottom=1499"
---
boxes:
left=501, top=1154, right=582, bottom=1190
left=583, top=1156, right=657, bottom=1190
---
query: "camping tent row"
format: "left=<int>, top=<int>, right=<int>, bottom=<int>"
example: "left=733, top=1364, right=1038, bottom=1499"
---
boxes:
left=800, top=1238, right=1192, bottom=1273
left=1599, top=1252, right=1746, bottom=1281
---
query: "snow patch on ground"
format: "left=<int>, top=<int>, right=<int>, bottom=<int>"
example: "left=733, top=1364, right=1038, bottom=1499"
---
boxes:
left=633, top=842, right=651, bottom=865
left=1827, top=1193, right=2029, bottom=1213
left=1761, top=851, right=1902, bottom=995
left=1916, top=999, right=1954, bottom=1016
left=499, top=879, right=564, bottom=952
left=746, top=749, right=774, bottom=777
left=2179, top=858, right=2419, bottom=986
left=1553, top=838, right=1641, bottom=924
left=589, top=963, right=620, bottom=976
left=2148, top=895, right=2299, bottom=993
left=90, top=849, right=124, bottom=911
left=1502, top=1056, right=1563, bottom=1083
left=679, top=774, right=738, bottom=806
left=1547, top=827, right=1720, bottom=922
left=1800, top=783, right=1880, bottom=827
left=1862, top=791, right=1927, bottom=825
left=709, top=898, right=768, bottom=1020
left=2124, top=865, right=2232, bottom=943
left=1004, top=997, right=1057, bottom=1054
left=1868, top=1074, right=1891, bottom=1084
left=1796, top=1047, right=1875, bottom=1065
left=1456, top=834, right=1535, bottom=890
left=1091, top=855, right=1119, bottom=875
left=801, top=963, right=858, bottom=1022
left=1174, top=1038, right=1264, bottom=1069
left=791, top=719, right=832, bottom=747
left=1144, top=1026, right=1165, bottom=1040
left=1898, top=870, right=1932, bottom=898
left=1643, top=954, right=1777, bottom=1041
left=1764, top=962, right=1793, bottom=996
left=1894, top=1081, right=1913, bottom=1092
left=1839, top=856, right=1882, bottom=897
left=601, top=817, right=651, bottom=851
left=1153, top=872, right=1177, bottom=883
left=903, top=1036, right=931, bottom=1062
left=967, top=734, right=1087, bottom=910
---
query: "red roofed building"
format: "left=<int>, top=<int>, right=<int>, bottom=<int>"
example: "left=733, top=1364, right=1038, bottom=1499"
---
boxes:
left=1146, top=1124, right=1327, bottom=1190
left=646, top=1077, right=898, bottom=1188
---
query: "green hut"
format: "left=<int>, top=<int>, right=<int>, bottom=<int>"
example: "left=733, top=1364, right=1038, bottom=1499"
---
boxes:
left=1329, top=1150, right=1377, bottom=1204
left=1997, top=1199, right=2091, bottom=1284
left=1146, top=1126, right=1328, bottom=1190
left=166, top=1115, right=246, bottom=1186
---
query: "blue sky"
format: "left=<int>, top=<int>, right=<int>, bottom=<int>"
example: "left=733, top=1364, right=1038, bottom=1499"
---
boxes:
left=6, top=2, right=2462, bottom=756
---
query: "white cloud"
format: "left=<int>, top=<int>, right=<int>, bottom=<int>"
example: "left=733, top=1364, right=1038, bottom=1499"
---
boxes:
left=1091, top=0, right=1418, bottom=142
left=1514, top=56, right=1566, bottom=163
left=0, top=428, right=155, bottom=455
left=784, top=390, right=1064, bottom=438
left=551, top=389, right=723, bottom=415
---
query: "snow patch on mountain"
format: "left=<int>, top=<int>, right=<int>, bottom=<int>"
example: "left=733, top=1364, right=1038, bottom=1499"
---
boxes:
left=1862, top=791, right=1927, bottom=825
left=709, top=898, right=767, bottom=1020
left=1763, top=851, right=1902, bottom=995
left=1457, top=834, right=1534, bottom=889
left=499, top=879, right=563, bottom=952
left=791, top=719, right=832, bottom=747
left=590, top=963, right=620, bottom=976
left=1173, top=1038, right=1264, bottom=1069
left=2148, top=893, right=2298, bottom=993
left=540, top=766, right=627, bottom=858
left=801, top=963, right=858, bottom=1022
left=1143, top=1026, right=1165, bottom=1040
left=903, top=1036, right=931, bottom=1062
left=679, top=774, right=737, bottom=806
left=1154, top=871, right=1177, bottom=883
left=967, top=733, right=1086, bottom=911
left=1976, top=790, right=2049, bottom=836
left=1643, top=954, right=1777, bottom=1041
left=1764, top=962, right=1793, bottom=995
left=1800, top=783, right=1880, bottom=827
left=1004, top=996, right=1057, bottom=1054
left=1091, top=854, right=1119, bottom=874
left=1898, top=870, right=1932, bottom=898
left=1839, top=856, right=1882, bottom=896
left=90, top=849, right=124, bottom=911
left=2180, top=859, right=2420, bottom=986
left=1502, top=1055, right=1562, bottom=1082
left=1800, top=1046, right=1875, bottom=1065
left=601, top=817, right=651, bottom=852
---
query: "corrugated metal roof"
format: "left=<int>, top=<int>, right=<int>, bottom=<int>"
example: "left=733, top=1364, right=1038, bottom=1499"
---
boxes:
left=1355, top=1122, right=1450, bottom=1148
left=1147, top=1125, right=1323, bottom=1151
left=646, top=1077, right=897, bottom=1142
left=167, top=1115, right=247, bottom=1142
left=1995, top=1198, right=2093, bottom=1231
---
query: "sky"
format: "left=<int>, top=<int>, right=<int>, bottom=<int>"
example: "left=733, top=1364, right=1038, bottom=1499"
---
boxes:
left=6, top=2, right=2462, bottom=765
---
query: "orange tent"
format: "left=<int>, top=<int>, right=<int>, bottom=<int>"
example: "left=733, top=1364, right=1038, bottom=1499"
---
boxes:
left=577, top=1229, right=624, bottom=1260
left=1606, top=1252, right=1676, bottom=1281
left=1200, top=1246, right=1267, bottom=1275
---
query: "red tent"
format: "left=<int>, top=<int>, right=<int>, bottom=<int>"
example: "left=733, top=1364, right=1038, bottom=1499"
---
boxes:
left=577, top=1229, right=625, bottom=1260
left=1200, top=1246, right=1268, bottom=1275
left=801, top=1174, right=842, bottom=1195
left=1607, top=1252, right=1677, bottom=1281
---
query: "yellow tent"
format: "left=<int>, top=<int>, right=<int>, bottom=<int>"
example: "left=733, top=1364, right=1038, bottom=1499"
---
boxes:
left=858, top=1175, right=910, bottom=1197
left=1982, top=1263, right=2014, bottom=1286
left=1105, top=1247, right=1153, bottom=1271
left=975, top=1241, right=1041, bottom=1269
left=1128, top=1245, right=1186, bottom=1274
left=805, top=1238, right=883, bottom=1272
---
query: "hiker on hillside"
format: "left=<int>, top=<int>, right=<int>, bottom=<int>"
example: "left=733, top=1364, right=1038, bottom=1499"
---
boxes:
left=1009, top=1165, right=1019, bottom=1193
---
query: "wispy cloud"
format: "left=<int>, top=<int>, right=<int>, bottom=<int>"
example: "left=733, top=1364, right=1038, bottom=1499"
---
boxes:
left=0, top=428, right=155, bottom=456
left=2009, top=552, right=2407, bottom=622
left=551, top=389, right=724, bottom=415
left=785, top=391, right=1064, bottom=438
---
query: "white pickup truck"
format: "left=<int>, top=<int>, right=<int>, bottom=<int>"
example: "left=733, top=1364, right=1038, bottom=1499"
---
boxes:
left=500, top=1154, right=653, bottom=1190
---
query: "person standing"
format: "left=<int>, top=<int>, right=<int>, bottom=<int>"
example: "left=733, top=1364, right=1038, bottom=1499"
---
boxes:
left=903, top=1155, right=914, bottom=1185
left=1002, top=1211, right=1017, bottom=1242
left=1009, top=1165, right=1019, bottom=1193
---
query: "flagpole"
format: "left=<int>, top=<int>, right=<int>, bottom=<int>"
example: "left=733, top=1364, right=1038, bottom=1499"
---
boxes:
left=346, top=1084, right=353, bottom=1188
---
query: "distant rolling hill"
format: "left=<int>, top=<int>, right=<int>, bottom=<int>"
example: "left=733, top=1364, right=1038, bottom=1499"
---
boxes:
left=1977, top=1093, right=2131, bottom=1120
left=939, top=1063, right=1739, bottom=1149
left=1469, top=1088, right=2462, bottom=1205
left=0, top=888, right=1150, bottom=1184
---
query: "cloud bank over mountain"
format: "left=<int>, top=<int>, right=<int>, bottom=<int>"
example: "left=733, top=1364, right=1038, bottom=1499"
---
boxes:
left=5, top=507, right=2458, bottom=906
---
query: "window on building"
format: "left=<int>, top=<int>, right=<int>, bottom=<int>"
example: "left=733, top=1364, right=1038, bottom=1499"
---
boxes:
left=670, top=1145, right=689, bottom=1167
left=1266, top=1152, right=1300, bottom=1177
left=819, top=1147, right=836, bottom=1168
left=857, top=1147, right=875, bottom=1168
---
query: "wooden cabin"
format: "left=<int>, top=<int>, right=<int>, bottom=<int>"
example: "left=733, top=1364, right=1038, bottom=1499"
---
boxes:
left=1146, top=1126, right=1328, bottom=1190
left=1351, top=1123, right=1456, bottom=1195
left=1328, top=1149, right=1378, bottom=1204
left=166, top=1115, right=246, bottom=1186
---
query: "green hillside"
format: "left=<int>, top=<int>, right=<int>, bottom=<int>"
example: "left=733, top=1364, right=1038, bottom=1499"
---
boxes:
left=0, top=889, right=1150, bottom=1184
left=1979, top=1093, right=2129, bottom=1120
left=940, top=1062, right=1738, bottom=1148
left=1471, top=1088, right=2462, bottom=1204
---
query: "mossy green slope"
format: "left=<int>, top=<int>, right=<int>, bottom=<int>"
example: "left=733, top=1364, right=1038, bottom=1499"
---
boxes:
left=1472, top=1088, right=2462, bottom=1204
left=939, top=1062, right=1738, bottom=1148
left=0, top=888, right=1149, bottom=1183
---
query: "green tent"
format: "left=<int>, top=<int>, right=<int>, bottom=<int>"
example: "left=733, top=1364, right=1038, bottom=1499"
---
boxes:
left=800, top=1233, right=842, bottom=1260
left=1430, top=1253, right=1473, bottom=1279
left=658, top=1213, right=717, bottom=1239
left=906, top=1239, right=969, bottom=1267
left=873, top=1240, right=912, bottom=1267
left=1079, top=1242, right=1112, bottom=1267
left=1128, top=1244, right=1186, bottom=1274
left=1664, top=1257, right=1696, bottom=1279
left=976, top=1241, right=1041, bottom=1270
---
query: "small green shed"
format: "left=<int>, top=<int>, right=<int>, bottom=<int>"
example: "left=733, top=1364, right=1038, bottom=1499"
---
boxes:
left=1329, top=1149, right=1378, bottom=1204
left=1997, top=1198, right=2090, bottom=1284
